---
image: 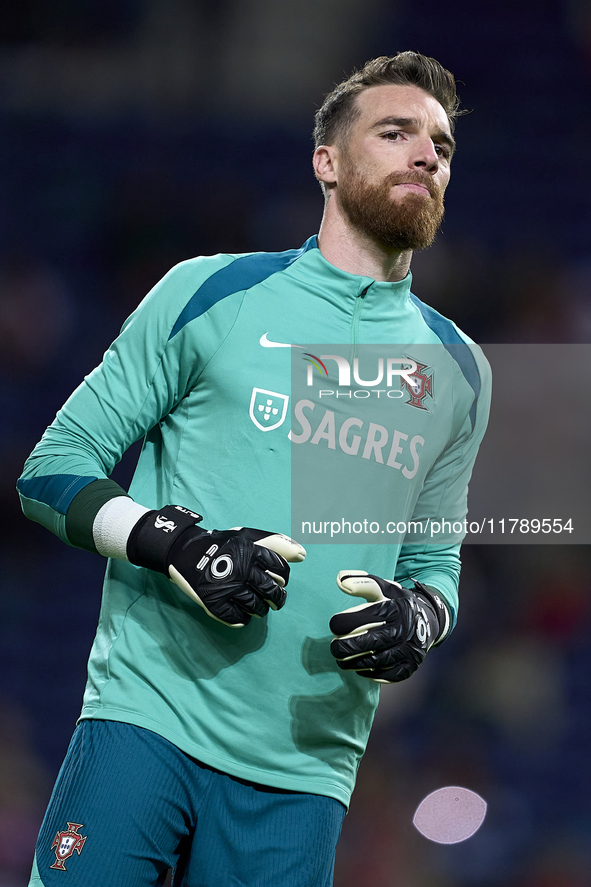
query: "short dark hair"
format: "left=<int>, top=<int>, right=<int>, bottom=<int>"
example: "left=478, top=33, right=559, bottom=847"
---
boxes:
left=313, top=51, right=463, bottom=150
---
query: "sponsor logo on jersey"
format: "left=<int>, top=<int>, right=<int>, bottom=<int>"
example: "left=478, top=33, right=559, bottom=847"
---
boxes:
left=289, top=400, right=425, bottom=479
left=50, top=822, right=87, bottom=871
left=249, top=388, right=289, bottom=431
left=401, top=359, right=434, bottom=411
left=259, top=333, right=305, bottom=349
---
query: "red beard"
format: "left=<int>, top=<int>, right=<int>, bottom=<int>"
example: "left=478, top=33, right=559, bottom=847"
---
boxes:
left=338, top=165, right=445, bottom=251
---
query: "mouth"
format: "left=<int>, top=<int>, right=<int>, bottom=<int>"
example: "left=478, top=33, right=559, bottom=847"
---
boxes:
left=393, top=182, right=431, bottom=196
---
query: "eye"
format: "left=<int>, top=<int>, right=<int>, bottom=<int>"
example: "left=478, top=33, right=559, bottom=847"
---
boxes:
left=434, top=143, right=451, bottom=159
left=382, top=131, right=403, bottom=141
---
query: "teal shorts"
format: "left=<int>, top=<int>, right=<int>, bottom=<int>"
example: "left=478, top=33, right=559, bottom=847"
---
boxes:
left=30, top=720, right=345, bottom=887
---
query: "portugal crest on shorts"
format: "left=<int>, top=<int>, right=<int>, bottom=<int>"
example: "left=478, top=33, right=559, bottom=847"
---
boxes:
left=50, top=822, right=87, bottom=871
left=249, top=388, right=289, bottom=431
left=401, top=359, right=434, bottom=411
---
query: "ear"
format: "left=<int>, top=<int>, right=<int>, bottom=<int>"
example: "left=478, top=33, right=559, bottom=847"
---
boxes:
left=312, top=144, right=340, bottom=187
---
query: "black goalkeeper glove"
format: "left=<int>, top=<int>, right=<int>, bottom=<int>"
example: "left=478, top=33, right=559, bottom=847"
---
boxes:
left=127, top=505, right=306, bottom=627
left=329, top=570, right=449, bottom=682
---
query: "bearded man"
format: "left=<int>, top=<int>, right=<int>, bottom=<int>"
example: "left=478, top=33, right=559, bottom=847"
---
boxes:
left=19, top=51, right=490, bottom=887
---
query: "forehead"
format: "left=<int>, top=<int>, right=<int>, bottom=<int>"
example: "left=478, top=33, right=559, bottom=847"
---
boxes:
left=352, top=83, right=450, bottom=135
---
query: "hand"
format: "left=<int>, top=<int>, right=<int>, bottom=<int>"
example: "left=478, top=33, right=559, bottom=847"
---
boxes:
left=329, top=571, right=447, bottom=682
left=127, top=505, right=306, bottom=627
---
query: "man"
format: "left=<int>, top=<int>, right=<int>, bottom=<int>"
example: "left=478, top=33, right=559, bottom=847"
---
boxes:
left=18, top=52, right=490, bottom=887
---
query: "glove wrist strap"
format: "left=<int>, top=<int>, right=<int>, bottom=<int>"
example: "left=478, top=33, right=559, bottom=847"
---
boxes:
left=127, top=505, right=204, bottom=573
left=411, top=580, right=450, bottom=644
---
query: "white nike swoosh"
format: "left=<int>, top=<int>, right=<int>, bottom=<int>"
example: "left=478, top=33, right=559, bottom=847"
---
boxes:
left=260, top=333, right=305, bottom=349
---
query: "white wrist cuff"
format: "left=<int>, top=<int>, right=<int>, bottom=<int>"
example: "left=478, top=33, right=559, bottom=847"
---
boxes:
left=93, top=497, right=151, bottom=560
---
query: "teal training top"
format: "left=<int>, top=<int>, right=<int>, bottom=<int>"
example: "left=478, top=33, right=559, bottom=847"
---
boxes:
left=17, top=237, right=491, bottom=807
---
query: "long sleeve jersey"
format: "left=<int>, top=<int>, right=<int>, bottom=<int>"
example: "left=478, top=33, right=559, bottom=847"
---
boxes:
left=18, top=236, right=491, bottom=807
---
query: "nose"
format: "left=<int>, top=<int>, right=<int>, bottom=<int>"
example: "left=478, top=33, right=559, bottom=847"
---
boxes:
left=411, top=137, right=439, bottom=173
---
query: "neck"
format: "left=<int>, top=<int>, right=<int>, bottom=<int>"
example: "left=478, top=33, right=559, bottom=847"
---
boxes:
left=316, top=198, right=412, bottom=282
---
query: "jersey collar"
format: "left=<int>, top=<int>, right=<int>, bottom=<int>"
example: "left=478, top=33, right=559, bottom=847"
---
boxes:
left=295, top=235, right=413, bottom=303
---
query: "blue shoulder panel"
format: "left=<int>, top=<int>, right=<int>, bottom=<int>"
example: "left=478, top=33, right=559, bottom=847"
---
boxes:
left=17, top=475, right=97, bottom=514
left=169, top=236, right=318, bottom=339
left=410, top=294, right=481, bottom=429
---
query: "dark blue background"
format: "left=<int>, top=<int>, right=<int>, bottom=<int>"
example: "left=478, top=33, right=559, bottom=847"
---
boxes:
left=1, top=2, right=590, bottom=884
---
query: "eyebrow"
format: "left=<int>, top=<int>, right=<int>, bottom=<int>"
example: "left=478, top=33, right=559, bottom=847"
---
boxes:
left=372, top=116, right=457, bottom=157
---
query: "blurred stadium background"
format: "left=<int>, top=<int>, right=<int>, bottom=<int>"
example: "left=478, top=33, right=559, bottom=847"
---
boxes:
left=1, top=1, right=591, bottom=884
